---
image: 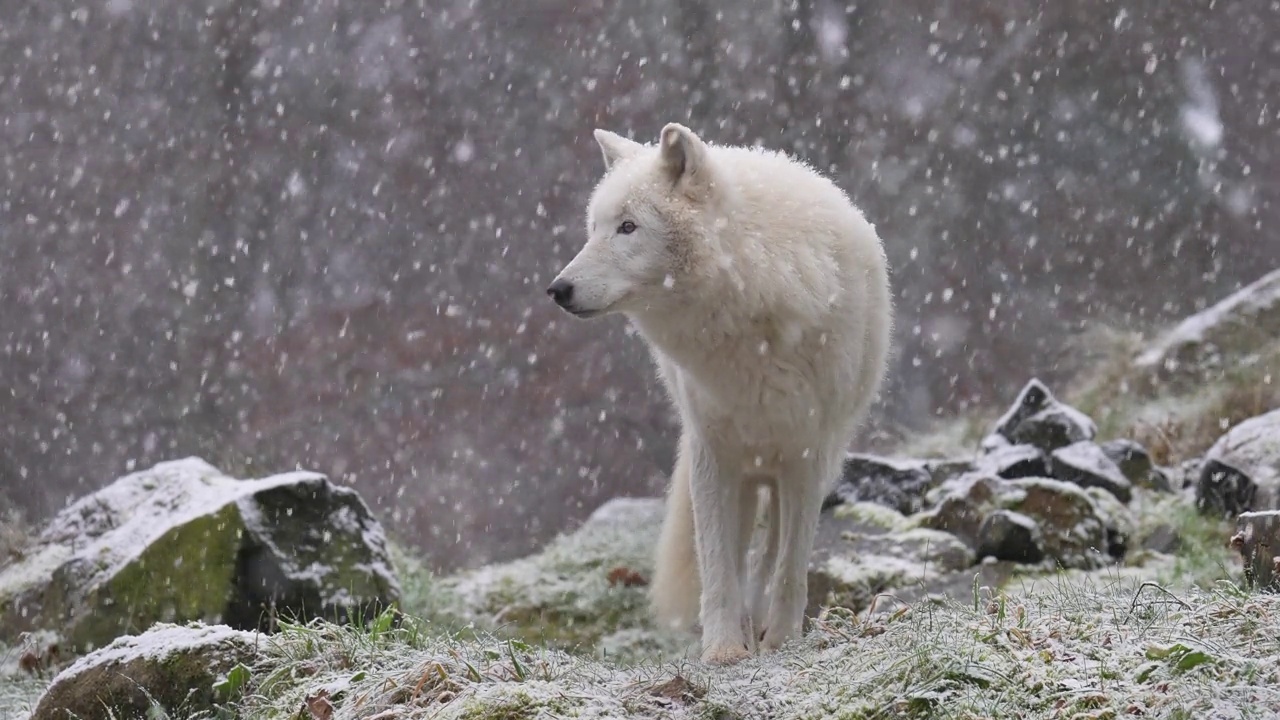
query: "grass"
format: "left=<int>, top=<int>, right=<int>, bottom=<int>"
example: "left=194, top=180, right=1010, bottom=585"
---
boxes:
left=231, top=577, right=1280, bottom=720
left=219, top=475, right=1264, bottom=720
left=406, top=499, right=693, bottom=664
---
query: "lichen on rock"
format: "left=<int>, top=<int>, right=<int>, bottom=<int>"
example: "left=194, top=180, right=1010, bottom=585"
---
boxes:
left=0, top=457, right=400, bottom=654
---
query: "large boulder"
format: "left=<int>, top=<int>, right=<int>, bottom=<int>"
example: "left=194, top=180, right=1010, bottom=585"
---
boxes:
left=1197, top=409, right=1280, bottom=517
left=1133, top=268, right=1280, bottom=389
left=0, top=458, right=400, bottom=653
left=29, top=622, right=259, bottom=720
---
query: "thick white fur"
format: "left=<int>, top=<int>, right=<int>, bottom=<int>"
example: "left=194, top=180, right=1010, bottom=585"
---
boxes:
left=550, top=123, right=892, bottom=665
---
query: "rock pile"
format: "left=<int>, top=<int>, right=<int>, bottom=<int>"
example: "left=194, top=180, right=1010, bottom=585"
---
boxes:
left=822, top=380, right=1155, bottom=581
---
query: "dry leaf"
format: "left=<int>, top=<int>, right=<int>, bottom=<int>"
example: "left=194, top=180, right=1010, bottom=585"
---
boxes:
left=304, top=689, right=335, bottom=720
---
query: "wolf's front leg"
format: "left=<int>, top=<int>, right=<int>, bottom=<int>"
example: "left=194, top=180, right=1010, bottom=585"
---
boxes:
left=760, top=452, right=836, bottom=652
left=688, top=434, right=750, bottom=665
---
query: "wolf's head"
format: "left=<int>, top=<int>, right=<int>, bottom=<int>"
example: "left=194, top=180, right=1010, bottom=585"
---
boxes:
left=547, top=123, right=721, bottom=319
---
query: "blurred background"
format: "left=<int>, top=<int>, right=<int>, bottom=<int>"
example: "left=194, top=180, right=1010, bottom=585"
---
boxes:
left=2, top=0, right=1277, bottom=573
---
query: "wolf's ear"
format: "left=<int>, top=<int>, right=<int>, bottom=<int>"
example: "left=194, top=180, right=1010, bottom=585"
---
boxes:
left=594, top=129, right=643, bottom=171
left=658, top=123, right=712, bottom=195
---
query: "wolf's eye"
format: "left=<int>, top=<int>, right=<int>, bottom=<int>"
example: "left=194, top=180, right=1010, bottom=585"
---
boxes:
left=617, top=221, right=637, bottom=235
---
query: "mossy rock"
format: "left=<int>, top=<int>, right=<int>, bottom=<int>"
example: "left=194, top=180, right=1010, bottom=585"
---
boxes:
left=0, top=458, right=400, bottom=654
left=29, top=622, right=259, bottom=720
left=1004, top=479, right=1110, bottom=570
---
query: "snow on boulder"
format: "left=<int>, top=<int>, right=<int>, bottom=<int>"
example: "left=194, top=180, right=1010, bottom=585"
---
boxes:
left=1197, top=409, right=1280, bottom=517
left=992, top=379, right=1097, bottom=452
left=29, top=622, right=259, bottom=720
left=1049, top=441, right=1134, bottom=503
left=973, top=443, right=1049, bottom=480
left=1134, top=268, right=1280, bottom=388
left=0, top=457, right=400, bottom=654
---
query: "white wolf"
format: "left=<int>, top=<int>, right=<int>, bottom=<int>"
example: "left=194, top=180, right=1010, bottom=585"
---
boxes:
left=547, top=123, right=892, bottom=665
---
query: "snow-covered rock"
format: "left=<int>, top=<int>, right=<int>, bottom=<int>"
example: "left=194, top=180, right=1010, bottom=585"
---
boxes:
left=1197, top=409, right=1280, bottom=517
left=1134, top=268, right=1280, bottom=388
left=993, top=379, right=1097, bottom=452
left=973, top=442, right=1048, bottom=479
left=1099, top=439, right=1171, bottom=492
left=823, top=454, right=939, bottom=515
left=1050, top=441, right=1134, bottom=503
left=28, top=622, right=259, bottom=720
left=977, top=510, right=1044, bottom=564
left=0, top=457, right=400, bottom=653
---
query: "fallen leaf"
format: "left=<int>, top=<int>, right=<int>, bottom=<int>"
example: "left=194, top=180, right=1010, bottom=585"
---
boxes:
left=649, top=674, right=705, bottom=704
left=304, top=689, right=335, bottom=720
left=607, top=565, right=648, bottom=587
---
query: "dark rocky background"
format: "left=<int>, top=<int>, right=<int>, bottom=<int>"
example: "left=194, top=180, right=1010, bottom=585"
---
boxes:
left=3, top=0, right=1278, bottom=572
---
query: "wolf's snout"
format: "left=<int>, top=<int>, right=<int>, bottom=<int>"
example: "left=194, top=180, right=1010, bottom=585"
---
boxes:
left=546, top=278, right=574, bottom=308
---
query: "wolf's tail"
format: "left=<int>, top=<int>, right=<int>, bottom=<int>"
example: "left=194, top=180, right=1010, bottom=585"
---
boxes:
left=650, top=433, right=701, bottom=631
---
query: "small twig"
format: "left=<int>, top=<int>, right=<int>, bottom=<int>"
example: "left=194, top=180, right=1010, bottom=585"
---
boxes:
left=1126, top=581, right=1192, bottom=622
left=866, top=592, right=911, bottom=616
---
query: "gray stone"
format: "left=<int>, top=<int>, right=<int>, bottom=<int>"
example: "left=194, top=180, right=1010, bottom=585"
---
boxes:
left=859, top=528, right=976, bottom=573
left=29, top=623, right=259, bottom=720
left=1197, top=459, right=1256, bottom=518
left=917, top=473, right=1007, bottom=550
left=993, top=379, right=1097, bottom=452
left=923, top=458, right=978, bottom=486
left=1049, top=441, right=1134, bottom=503
left=979, top=433, right=1013, bottom=455
left=0, top=458, right=400, bottom=653
left=918, top=472, right=1112, bottom=570
left=977, top=510, right=1044, bottom=564
left=974, top=443, right=1048, bottom=479
left=1100, top=439, right=1170, bottom=492
left=1197, top=409, right=1280, bottom=517
left=823, top=453, right=937, bottom=515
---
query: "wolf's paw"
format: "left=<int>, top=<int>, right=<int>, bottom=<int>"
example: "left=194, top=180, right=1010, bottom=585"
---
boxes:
left=701, top=642, right=752, bottom=666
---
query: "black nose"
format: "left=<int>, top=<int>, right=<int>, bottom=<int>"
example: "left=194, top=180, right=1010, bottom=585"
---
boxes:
left=546, top=279, right=574, bottom=308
